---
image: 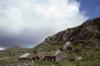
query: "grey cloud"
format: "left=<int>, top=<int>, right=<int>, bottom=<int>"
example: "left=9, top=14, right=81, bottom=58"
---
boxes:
left=0, top=27, right=56, bottom=48
left=0, top=0, right=88, bottom=48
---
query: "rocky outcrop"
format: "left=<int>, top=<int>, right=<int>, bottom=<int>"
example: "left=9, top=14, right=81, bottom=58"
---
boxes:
left=33, top=17, right=100, bottom=63
left=44, top=17, right=100, bottom=50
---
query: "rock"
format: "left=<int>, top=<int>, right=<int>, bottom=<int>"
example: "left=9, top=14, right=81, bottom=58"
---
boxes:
left=62, top=41, right=71, bottom=51
left=75, top=56, right=82, bottom=61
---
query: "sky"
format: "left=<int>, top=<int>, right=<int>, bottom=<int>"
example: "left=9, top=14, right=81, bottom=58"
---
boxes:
left=0, top=0, right=99, bottom=49
left=78, top=0, right=100, bottom=19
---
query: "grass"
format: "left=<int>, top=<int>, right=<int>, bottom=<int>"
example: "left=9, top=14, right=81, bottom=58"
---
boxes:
left=0, top=17, right=100, bottom=66
left=0, top=39, right=100, bottom=66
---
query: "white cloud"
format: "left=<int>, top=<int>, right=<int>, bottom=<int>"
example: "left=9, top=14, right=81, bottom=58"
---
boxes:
left=0, top=0, right=88, bottom=48
left=0, top=47, right=5, bottom=50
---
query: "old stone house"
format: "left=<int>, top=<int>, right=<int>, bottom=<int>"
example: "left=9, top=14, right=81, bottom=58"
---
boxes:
left=42, top=50, right=66, bottom=62
left=18, top=50, right=66, bottom=62
left=18, top=53, right=40, bottom=61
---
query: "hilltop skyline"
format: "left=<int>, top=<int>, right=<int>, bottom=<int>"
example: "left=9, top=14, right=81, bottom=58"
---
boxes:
left=0, top=0, right=100, bottom=49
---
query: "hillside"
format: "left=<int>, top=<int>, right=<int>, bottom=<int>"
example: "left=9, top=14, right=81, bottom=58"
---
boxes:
left=33, top=17, right=100, bottom=66
left=35, top=17, right=100, bottom=52
left=0, top=17, right=100, bottom=66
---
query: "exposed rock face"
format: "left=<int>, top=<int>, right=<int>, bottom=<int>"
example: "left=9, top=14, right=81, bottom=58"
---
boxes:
left=33, top=17, right=100, bottom=63
left=44, top=17, right=100, bottom=49
left=62, top=41, right=71, bottom=51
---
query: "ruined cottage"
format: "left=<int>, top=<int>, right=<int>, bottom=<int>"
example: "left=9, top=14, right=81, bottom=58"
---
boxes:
left=18, top=53, right=40, bottom=61
left=18, top=50, right=66, bottom=62
left=42, top=50, right=65, bottom=62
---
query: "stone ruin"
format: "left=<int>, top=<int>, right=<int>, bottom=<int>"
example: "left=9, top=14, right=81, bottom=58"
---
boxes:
left=18, top=50, right=66, bottom=62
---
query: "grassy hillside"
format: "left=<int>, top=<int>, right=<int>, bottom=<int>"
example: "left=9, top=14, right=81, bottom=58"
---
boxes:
left=0, top=17, right=100, bottom=66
